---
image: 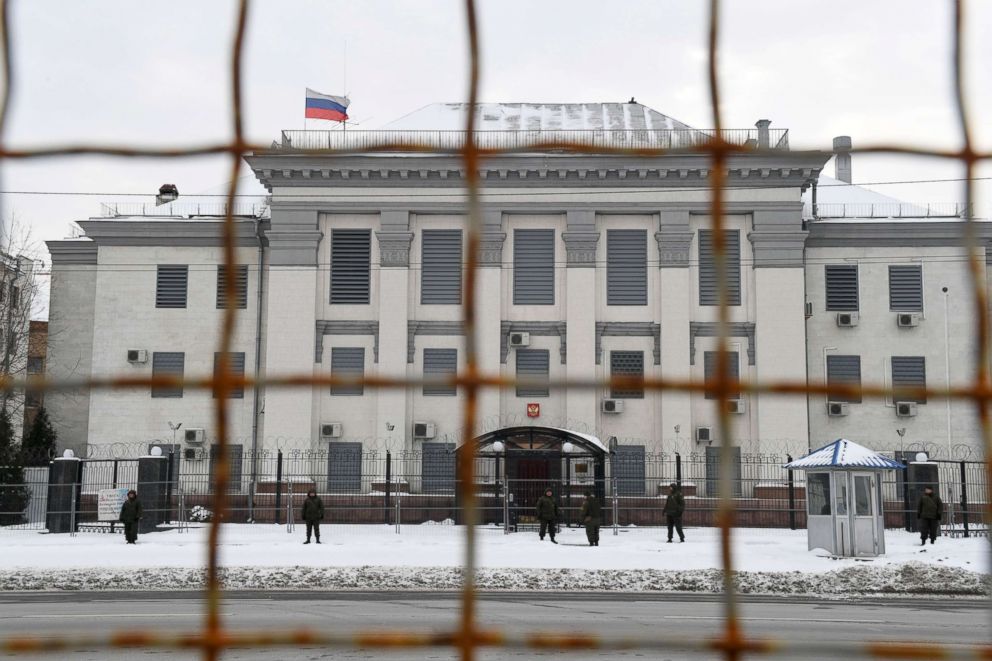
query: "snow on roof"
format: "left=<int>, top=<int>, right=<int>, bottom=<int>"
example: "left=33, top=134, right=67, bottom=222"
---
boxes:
left=803, top=174, right=937, bottom=219
left=784, top=439, right=904, bottom=470
left=383, top=102, right=696, bottom=132
left=544, top=427, right=609, bottom=453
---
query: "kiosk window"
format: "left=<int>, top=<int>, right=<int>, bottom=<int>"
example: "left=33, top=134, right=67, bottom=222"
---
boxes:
left=807, top=473, right=831, bottom=515
left=835, top=479, right=848, bottom=515
left=855, top=476, right=872, bottom=516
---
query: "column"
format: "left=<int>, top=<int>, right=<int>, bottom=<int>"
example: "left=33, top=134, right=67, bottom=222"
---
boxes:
left=262, top=207, right=321, bottom=447
left=750, top=208, right=810, bottom=453
left=563, top=210, right=599, bottom=432
left=375, top=211, right=413, bottom=450
left=657, top=211, right=694, bottom=447
left=476, top=210, right=505, bottom=430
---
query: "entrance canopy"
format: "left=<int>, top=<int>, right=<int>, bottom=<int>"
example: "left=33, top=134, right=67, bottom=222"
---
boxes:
left=784, top=438, right=903, bottom=471
left=466, top=426, right=608, bottom=457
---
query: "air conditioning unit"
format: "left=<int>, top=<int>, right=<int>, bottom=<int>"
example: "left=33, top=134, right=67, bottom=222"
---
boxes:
left=508, top=331, right=530, bottom=348
left=127, top=349, right=148, bottom=364
left=895, top=401, right=918, bottom=417
left=804, top=301, right=813, bottom=318
left=320, top=423, right=343, bottom=439
left=728, top=399, right=746, bottom=414
left=184, top=428, right=206, bottom=445
left=413, top=421, right=436, bottom=439
left=897, top=312, right=921, bottom=328
left=183, top=447, right=203, bottom=461
left=836, top=312, right=860, bottom=327
left=827, top=401, right=849, bottom=417
left=695, top=426, right=712, bottom=443
left=601, top=399, right=625, bottom=414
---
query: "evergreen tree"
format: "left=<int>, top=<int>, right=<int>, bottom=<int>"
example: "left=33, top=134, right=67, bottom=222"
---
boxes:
left=0, top=407, right=30, bottom=525
left=21, top=406, right=57, bottom=466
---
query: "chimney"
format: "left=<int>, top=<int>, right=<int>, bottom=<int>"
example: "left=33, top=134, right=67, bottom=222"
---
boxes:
left=832, top=136, right=852, bottom=183
left=755, top=119, right=771, bottom=149
left=156, top=184, right=179, bottom=206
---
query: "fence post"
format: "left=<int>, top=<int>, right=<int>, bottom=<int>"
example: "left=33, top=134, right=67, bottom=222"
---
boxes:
left=275, top=450, right=283, bottom=525
left=166, top=451, right=175, bottom=524
left=384, top=450, right=392, bottom=525
left=786, top=454, right=796, bottom=531
left=286, top=480, right=294, bottom=533
left=110, top=458, right=119, bottom=534
left=901, top=460, right=911, bottom=532
left=503, top=484, right=510, bottom=535
left=395, top=495, right=401, bottom=534
left=960, top=460, right=969, bottom=538
left=611, top=476, right=619, bottom=536
left=69, top=483, right=77, bottom=538
left=675, top=452, right=682, bottom=486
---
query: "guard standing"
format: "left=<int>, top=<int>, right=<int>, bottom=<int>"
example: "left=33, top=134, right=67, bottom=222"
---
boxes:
left=580, top=490, right=601, bottom=546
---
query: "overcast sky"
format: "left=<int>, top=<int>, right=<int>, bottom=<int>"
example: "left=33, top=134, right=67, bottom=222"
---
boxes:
left=1, top=0, right=989, bottom=277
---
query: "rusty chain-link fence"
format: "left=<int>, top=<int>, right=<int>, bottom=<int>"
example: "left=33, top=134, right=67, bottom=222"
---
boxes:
left=1, top=0, right=991, bottom=659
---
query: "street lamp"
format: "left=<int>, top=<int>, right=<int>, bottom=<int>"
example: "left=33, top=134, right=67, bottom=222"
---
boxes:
left=168, top=421, right=183, bottom=446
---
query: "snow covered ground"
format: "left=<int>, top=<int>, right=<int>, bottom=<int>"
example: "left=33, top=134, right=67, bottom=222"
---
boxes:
left=1, top=524, right=989, bottom=596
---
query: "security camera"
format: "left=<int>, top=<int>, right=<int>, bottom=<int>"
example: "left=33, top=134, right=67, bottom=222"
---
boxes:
left=942, top=287, right=948, bottom=293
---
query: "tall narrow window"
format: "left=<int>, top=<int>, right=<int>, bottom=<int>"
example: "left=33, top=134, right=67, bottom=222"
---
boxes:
left=826, top=355, right=862, bottom=403
left=513, top=229, right=555, bottom=305
left=825, top=265, right=859, bottom=311
left=421, top=230, right=463, bottom=304
left=610, top=350, right=645, bottom=399
left=330, top=347, right=365, bottom=396
left=703, top=351, right=740, bottom=399
left=213, top=352, right=246, bottom=399
left=156, top=265, right=188, bottom=308
left=698, top=230, right=741, bottom=306
left=330, top=229, right=371, bottom=304
left=607, top=229, right=648, bottom=305
left=423, top=348, right=457, bottom=396
left=891, top=356, right=926, bottom=403
left=216, top=265, right=249, bottom=309
left=889, top=265, right=923, bottom=311
left=151, top=352, right=185, bottom=398
left=515, top=349, right=550, bottom=397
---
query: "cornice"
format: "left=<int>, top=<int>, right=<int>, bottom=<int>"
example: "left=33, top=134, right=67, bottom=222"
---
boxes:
left=806, top=221, right=992, bottom=248
left=47, top=241, right=98, bottom=265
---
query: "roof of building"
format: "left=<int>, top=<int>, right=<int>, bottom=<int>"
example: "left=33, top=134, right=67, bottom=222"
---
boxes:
left=382, top=102, right=697, bottom=132
left=784, top=438, right=904, bottom=470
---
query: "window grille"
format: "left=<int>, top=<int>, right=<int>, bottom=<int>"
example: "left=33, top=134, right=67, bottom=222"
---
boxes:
left=889, top=264, right=923, bottom=311
left=216, top=264, right=248, bottom=309
left=826, top=355, right=862, bottom=403
left=610, top=350, right=645, bottom=399
left=513, top=229, right=555, bottom=305
left=515, top=349, right=550, bottom=397
left=698, top=229, right=741, bottom=306
left=825, top=264, right=859, bottom=311
left=421, top=230, right=463, bottom=304
left=606, top=229, right=648, bottom=305
left=151, top=351, right=185, bottom=398
left=330, top=229, right=371, bottom=304
left=155, top=265, right=188, bottom=309
left=423, top=348, right=457, bottom=396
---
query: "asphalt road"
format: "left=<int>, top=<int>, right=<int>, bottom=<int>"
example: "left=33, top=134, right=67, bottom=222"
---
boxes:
left=1, top=591, right=988, bottom=660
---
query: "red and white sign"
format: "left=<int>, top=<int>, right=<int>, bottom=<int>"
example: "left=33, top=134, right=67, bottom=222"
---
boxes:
left=527, top=403, right=540, bottom=418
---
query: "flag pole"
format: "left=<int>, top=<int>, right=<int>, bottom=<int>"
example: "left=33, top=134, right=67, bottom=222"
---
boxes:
left=342, top=40, right=348, bottom=132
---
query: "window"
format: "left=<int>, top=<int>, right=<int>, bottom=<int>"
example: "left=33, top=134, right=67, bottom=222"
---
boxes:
left=889, top=265, right=923, bottom=311
left=330, top=347, right=365, bottom=396
left=513, top=229, right=554, bottom=305
left=155, top=265, right=188, bottom=308
left=515, top=349, right=550, bottom=397
left=807, top=473, right=831, bottom=516
left=27, top=357, right=44, bottom=374
left=610, top=350, right=644, bottom=399
left=613, top=445, right=646, bottom=496
left=213, top=352, right=246, bottom=399
left=607, top=229, right=647, bottom=305
left=421, top=230, right=463, bottom=304
left=330, top=229, right=371, bottom=304
left=891, top=356, right=926, bottom=403
left=151, top=352, right=185, bottom=398
left=826, top=355, right=862, bottom=403
left=825, top=265, right=858, bottom=311
left=25, top=391, right=42, bottom=408
left=698, top=229, right=741, bottom=306
left=216, top=265, right=249, bottom=309
left=423, top=348, right=457, bottom=396
left=703, top=351, right=740, bottom=399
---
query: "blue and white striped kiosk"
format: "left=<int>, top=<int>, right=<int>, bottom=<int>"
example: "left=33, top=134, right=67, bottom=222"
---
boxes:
left=785, top=439, right=903, bottom=557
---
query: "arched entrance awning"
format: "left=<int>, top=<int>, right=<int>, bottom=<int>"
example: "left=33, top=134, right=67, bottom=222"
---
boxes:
left=455, top=427, right=607, bottom=526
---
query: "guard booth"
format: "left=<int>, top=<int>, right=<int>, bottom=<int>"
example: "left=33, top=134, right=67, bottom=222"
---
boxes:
left=785, top=439, right=903, bottom=557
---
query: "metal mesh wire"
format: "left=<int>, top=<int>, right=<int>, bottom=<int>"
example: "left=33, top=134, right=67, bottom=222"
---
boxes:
left=1, top=0, right=991, bottom=658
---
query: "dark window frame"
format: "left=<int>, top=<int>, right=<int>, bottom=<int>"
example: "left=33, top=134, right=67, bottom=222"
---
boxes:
left=826, top=354, right=862, bottom=403
left=606, top=229, right=648, bottom=306
left=213, top=351, right=246, bottom=399
left=330, top=347, right=365, bottom=396
left=825, top=264, right=859, bottom=311
left=698, top=229, right=742, bottom=307
left=610, top=350, right=645, bottom=399
left=421, top=230, right=463, bottom=305
left=330, top=229, right=372, bottom=305
left=216, top=264, right=249, bottom=309
left=151, top=351, right=185, bottom=398
left=512, top=229, right=555, bottom=305
left=423, top=348, right=458, bottom=396
left=155, top=265, right=189, bottom=309
left=515, top=348, right=550, bottom=398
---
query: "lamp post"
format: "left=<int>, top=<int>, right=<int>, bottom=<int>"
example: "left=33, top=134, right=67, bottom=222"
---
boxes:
left=942, top=287, right=952, bottom=458
left=168, top=421, right=182, bottom=446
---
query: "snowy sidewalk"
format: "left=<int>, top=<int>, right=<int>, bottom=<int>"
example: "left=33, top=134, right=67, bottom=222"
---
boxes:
left=1, top=525, right=989, bottom=596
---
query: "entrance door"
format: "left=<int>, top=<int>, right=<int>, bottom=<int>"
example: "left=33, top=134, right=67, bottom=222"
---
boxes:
left=514, top=457, right=551, bottom=514
left=852, top=472, right=880, bottom=557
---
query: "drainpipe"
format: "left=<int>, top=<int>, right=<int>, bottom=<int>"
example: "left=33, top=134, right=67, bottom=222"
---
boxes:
left=249, top=216, right=266, bottom=518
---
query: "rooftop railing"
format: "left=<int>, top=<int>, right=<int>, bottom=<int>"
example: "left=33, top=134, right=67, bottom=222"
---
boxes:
left=99, top=201, right=269, bottom=219
left=805, top=202, right=971, bottom=220
left=278, top=128, right=790, bottom=153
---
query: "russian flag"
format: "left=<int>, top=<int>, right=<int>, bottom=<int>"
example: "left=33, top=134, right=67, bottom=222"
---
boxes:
left=305, top=88, right=350, bottom=122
